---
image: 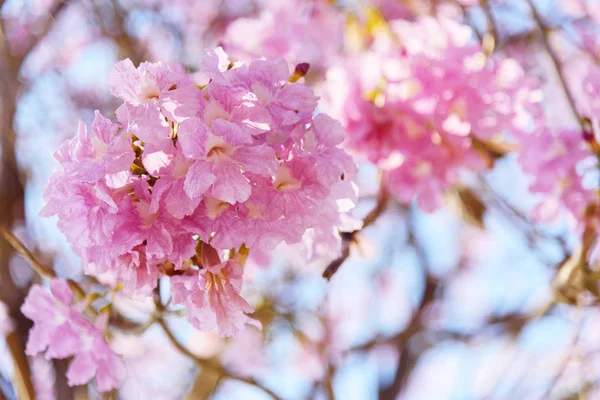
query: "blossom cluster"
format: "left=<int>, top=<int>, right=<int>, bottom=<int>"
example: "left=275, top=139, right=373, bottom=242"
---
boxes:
left=224, top=0, right=343, bottom=71
left=41, top=48, right=356, bottom=336
left=512, top=65, right=600, bottom=226
left=324, top=17, right=538, bottom=211
left=516, top=127, right=597, bottom=226
left=21, top=279, right=125, bottom=391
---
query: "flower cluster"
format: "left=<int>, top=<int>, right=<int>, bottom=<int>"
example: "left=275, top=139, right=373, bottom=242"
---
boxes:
left=516, top=66, right=600, bottom=227
left=516, top=128, right=597, bottom=226
left=21, top=279, right=125, bottom=392
left=224, top=0, right=343, bottom=71
left=41, top=48, right=356, bottom=335
left=324, top=17, right=538, bottom=210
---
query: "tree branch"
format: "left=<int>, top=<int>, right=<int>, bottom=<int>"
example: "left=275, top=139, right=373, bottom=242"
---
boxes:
left=525, top=0, right=584, bottom=129
left=322, top=182, right=390, bottom=280
left=5, top=333, right=34, bottom=400
left=154, top=292, right=280, bottom=400
left=479, top=0, right=499, bottom=55
left=0, top=225, right=85, bottom=300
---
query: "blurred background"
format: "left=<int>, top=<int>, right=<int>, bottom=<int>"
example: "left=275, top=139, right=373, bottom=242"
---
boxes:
left=1, top=0, right=600, bottom=399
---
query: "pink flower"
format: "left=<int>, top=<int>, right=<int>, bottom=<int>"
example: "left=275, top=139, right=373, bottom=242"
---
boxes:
left=171, top=244, right=260, bottom=337
left=84, top=245, right=160, bottom=295
left=21, top=279, right=125, bottom=392
left=21, top=279, right=81, bottom=358
left=109, top=59, right=200, bottom=150
left=181, top=118, right=277, bottom=204
left=108, top=59, right=190, bottom=109
left=65, top=315, right=126, bottom=392
left=40, top=111, right=131, bottom=249
left=516, top=128, right=597, bottom=226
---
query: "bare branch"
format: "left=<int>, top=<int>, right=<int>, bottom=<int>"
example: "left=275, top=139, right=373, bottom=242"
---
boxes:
left=525, top=0, right=584, bottom=129
left=0, top=225, right=86, bottom=300
left=323, top=181, right=390, bottom=280
left=5, top=333, right=34, bottom=400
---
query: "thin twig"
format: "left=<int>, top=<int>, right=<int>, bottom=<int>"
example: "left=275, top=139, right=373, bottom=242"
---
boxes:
left=322, top=181, right=390, bottom=280
left=0, top=225, right=85, bottom=300
left=378, top=275, right=438, bottom=400
left=156, top=318, right=220, bottom=371
left=0, top=225, right=55, bottom=279
left=362, top=183, right=390, bottom=230
left=477, top=177, right=570, bottom=257
left=379, top=208, right=437, bottom=399
left=324, top=366, right=336, bottom=400
left=525, top=0, right=584, bottom=129
left=537, top=309, right=584, bottom=400
left=479, top=0, right=499, bottom=54
left=156, top=308, right=280, bottom=399
left=451, top=0, right=483, bottom=41
left=5, top=333, right=35, bottom=400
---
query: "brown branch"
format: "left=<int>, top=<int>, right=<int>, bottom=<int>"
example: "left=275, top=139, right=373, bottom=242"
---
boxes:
left=525, top=0, right=584, bottom=129
left=377, top=207, right=437, bottom=398
left=0, top=19, right=33, bottom=399
left=5, top=333, right=34, bottom=400
left=156, top=318, right=219, bottom=371
left=378, top=275, right=438, bottom=400
left=0, top=225, right=86, bottom=300
left=362, top=184, right=390, bottom=230
left=157, top=318, right=281, bottom=400
left=154, top=291, right=280, bottom=400
left=108, top=0, right=144, bottom=65
left=0, top=226, right=55, bottom=279
left=324, top=365, right=336, bottom=400
left=450, top=0, right=483, bottom=41
left=322, top=183, right=390, bottom=280
left=479, top=0, right=498, bottom=55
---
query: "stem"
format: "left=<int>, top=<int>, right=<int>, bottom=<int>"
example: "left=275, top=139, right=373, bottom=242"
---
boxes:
left=0, top=225, right=55, bottom=279
left=157, top=318, right=280, bottom=400
left=0, top=225, right=85, bottom=300
left=537, top=309, right=584, bottom=400
left=322, top=180, right=390, bottom=280
left=362, top=183, right=390, bottom=230
left=5, top=333, right=35, bottom=400
left=324, top=368, right=336, bottom=400
left=156, top=318, right=218, bottom=370
left=525, top=0, right=583, bottom=129
left=479, top=0, right=498, bottom=55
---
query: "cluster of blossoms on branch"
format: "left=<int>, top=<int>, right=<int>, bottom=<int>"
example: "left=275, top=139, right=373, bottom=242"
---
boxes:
left=325, top=17, right=537, bottom=211
left=511, top=65, right=600, bottom=228
left=38, top=47, right=356, bottom=333
left=324, top=16, right=599, bottom=223
left=223, top=0, right=343, bottom=71
left=10, top=2, right=600, bottom=397
left=516, top=127, right=598, bottom=227
left=17, top=47, right=358, bottom=392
